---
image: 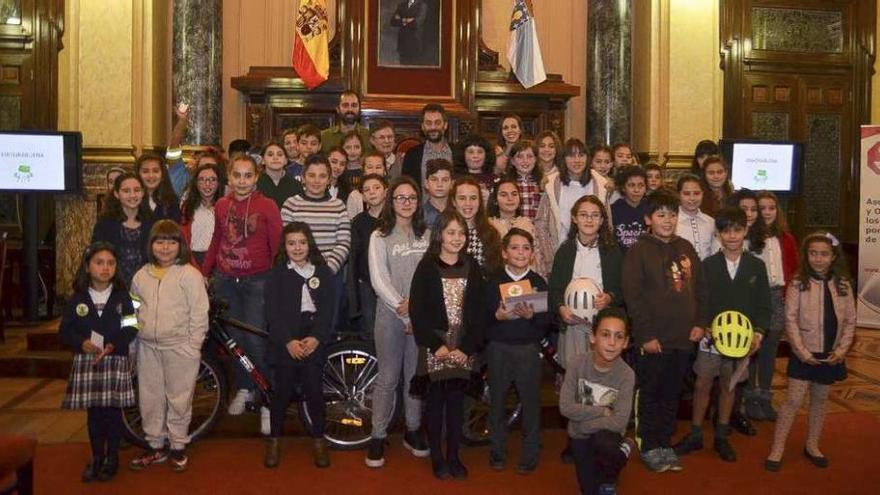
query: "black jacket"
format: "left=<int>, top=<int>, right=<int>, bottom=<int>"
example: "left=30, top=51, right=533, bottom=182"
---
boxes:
left=59, top=288, right=138, bottom=356
left=486, top=270, right=550, bottom=344
left=409, top=254, right=487, bottom=355
left=703, top=251, right=771, bottom=335
left=265, top=263, right=335, bottom=364
left=91, top=217, right=156, bottom=256
left=402, top=142, right=427, bottom=185
left=548, top=237, right=624, bottom=330
left=351, top=211, right=380, bottom=284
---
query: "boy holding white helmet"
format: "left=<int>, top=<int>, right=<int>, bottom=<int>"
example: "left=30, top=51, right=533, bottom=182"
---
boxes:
left=621, top=191, right=709, bottom=473
left=673, top=207, right=770, bottom=463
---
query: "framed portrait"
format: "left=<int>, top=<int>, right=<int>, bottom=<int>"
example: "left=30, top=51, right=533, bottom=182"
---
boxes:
left=0, top=0, right=21, bottom=25
left=362, top=0, right=458, bottom=99
left=377, top=0, right=441, bottom=68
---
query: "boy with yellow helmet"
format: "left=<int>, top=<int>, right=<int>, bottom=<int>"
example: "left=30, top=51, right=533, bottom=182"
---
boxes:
left=673, top=207, right=770, bottom=462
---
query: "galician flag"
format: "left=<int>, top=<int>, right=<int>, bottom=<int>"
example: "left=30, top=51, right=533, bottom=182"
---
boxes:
left=507, top=0, right=546, bottom=89
left=293, top=0, right=330, bottom=90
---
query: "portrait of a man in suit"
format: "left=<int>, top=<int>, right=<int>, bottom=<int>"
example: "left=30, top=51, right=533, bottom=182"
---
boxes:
left=378, top=0, right=441, bottom=67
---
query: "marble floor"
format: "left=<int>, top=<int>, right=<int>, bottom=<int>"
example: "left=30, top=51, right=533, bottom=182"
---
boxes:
left=1, top=327, right=879, bottom=445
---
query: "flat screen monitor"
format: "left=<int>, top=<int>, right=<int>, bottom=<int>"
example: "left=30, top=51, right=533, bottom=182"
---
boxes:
left=0, top=130, right=82, bottom=193
left=719, top=139, right=803, bottom=194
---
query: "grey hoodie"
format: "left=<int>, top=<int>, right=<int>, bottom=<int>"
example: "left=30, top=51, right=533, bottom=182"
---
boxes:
left=368, top=226, right=431, bottom=325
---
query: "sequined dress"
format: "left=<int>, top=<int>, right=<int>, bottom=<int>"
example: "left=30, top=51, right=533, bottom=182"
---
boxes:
left=425, top=276, right=475, bottom=380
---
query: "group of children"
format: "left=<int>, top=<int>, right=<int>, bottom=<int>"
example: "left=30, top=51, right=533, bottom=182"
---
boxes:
left=62, top=104, right=855, bottom=494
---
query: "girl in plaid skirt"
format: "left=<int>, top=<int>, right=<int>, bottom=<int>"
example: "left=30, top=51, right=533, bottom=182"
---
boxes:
left=61, top=242, right=139, bottom=482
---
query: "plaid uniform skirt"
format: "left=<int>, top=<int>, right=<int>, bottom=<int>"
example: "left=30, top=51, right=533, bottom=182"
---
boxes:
left=62, top=354, right=136, bottom=409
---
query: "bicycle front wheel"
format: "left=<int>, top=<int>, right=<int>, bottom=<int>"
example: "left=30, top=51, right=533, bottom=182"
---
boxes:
left=122, top=355, right=227, bottom=448
left=299, top=339, right=381, bottom=450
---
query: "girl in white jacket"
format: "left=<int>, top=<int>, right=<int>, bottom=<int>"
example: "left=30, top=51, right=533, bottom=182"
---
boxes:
left=129, top=220, right=209, bottom=473
left=534, top=138, right=610, bottom=278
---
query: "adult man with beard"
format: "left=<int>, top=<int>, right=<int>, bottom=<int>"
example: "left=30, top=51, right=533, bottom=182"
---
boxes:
left=321, top=91, right=372, bottom=154
left=402, top=103, right=452, bottom=187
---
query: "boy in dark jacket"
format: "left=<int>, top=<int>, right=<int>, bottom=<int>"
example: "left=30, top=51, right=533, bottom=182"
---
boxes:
left=673, top=207, right=770, bottom=463
left=622, top=191, right=709, bottom=473
left=486, top=228, right=551, bottom=473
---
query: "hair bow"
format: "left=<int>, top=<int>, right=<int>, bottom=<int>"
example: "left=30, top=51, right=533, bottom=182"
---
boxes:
left=825, top=232, right=840, bottom=247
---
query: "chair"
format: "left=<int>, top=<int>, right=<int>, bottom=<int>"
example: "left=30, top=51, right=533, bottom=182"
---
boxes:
left=395, top=136, right=422, bottom=157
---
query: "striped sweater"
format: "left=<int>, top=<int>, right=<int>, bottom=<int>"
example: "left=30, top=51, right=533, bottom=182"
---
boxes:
left=280, top=194, right=351, bottom=274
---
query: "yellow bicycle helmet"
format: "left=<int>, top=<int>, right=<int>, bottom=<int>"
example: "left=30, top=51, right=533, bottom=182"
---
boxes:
left=710, top=310, right=754, bottom=358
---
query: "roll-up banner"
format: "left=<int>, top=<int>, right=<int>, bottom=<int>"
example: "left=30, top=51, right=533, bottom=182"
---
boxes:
left=858, top=125, right=880, bottom=328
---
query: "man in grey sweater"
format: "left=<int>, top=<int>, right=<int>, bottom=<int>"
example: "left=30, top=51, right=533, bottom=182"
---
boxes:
left=559, top=307, right=636, bottom=495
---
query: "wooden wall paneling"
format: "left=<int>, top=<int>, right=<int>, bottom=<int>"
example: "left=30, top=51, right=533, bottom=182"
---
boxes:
left=800, top=74, right=853, bottom=233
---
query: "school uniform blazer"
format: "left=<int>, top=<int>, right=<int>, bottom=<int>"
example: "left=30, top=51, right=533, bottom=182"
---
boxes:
left=59, top=289, right=138, bottom=357
left=703, top=251, right=771, bottom=335
left=408, top=254, right=487, bottom=355
left=548, top=237, right=623, bottom=330
left=265, top=263, right=335, bottom=364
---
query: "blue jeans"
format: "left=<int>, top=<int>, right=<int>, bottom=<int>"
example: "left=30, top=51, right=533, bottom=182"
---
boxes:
left=212, top=272, right=269, bottom=392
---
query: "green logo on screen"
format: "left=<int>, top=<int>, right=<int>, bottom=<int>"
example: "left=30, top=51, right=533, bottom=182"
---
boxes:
left=14, top=164, right=33, bottom=183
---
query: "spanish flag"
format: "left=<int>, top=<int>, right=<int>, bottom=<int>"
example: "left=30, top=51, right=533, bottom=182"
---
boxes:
left=293, top=0, right=330, bottom=90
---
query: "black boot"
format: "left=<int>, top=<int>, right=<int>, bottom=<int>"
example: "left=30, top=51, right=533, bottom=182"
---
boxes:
left=714, top=425, right=737, bottom=462
left=448, top=456, right=468, bottom=480
left=560, top=441, right=574, bottom=464
left=432, top=455, right=451, bottom=480
left=730, top=412, right=757, bottom=436
left=97, top=455, right=118, bottom=481
left=81, top=458, right=102, bottom=483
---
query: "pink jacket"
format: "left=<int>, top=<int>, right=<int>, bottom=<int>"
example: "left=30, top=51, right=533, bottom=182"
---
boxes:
left=784, top=277, right=856, bottom=360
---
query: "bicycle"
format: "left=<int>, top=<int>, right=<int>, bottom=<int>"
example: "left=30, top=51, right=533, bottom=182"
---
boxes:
left=461, top=337, right=566, bottom=446
left=122, top=297, right=390, bottom=450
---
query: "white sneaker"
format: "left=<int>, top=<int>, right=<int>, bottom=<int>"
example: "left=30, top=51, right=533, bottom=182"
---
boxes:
left=260, top=406, right=271, bottom=436
left=228, top=389, right=253, bottom=416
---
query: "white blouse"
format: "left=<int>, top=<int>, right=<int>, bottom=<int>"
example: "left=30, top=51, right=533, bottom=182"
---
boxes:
left=572, top=238, right=604, bottom=290
left=289, top=261, right=317, bottom=312
left=755, top=236, right=785, bottom=288
left=676, top=207, right=719, bottom=260
left=190, top=205, right=215, bottom=252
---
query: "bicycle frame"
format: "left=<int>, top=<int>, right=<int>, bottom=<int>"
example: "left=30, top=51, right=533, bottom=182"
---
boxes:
left=207, top=304, right=274, bottom=406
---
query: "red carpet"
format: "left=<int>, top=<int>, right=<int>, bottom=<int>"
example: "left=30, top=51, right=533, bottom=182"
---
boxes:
left=34, top=413, right=880, bottom=494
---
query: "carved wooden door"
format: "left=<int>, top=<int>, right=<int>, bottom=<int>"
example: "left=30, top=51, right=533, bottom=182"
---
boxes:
left=742, top=72, right=853, bottom=239
left=721, top=0, right=874, bottom=242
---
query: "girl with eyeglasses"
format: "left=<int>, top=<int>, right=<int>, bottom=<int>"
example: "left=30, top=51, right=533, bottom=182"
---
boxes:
left=180, top=162, right=226, bottom=270
left=365, top=176, right=432, bottom=468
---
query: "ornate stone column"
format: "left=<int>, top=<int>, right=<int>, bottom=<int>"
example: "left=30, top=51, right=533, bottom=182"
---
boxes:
left=586, top=0, right=632, bottom=148
left=172, top=0, right=222, bottom=146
